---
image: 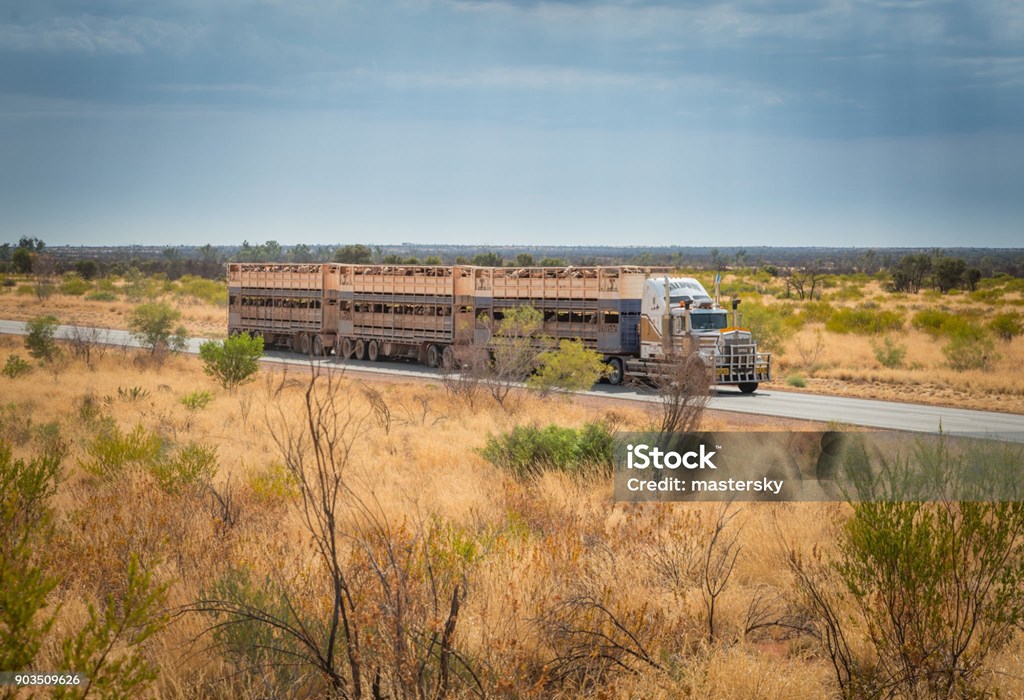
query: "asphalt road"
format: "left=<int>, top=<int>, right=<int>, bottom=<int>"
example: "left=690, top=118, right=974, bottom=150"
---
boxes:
left=3, top=319, right=1023, bottom=441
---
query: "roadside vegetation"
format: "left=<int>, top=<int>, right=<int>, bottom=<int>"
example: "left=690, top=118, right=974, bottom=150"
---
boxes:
left=2, top=328, right=1023, bottom=699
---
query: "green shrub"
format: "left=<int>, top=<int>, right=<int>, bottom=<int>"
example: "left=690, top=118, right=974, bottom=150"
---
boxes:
left=24, top=315, right=61, bottom=363
left=59, top=273, right=92, bottom=296
left=175, top=275, right=228, bottom=306
left=15, top=284, right=33, bottom=296
left=832, top=436, right=1024, bottom=697
left=786, top=374, right=806, bottom=388
left=128, top=302, right=187, bottom=354
left=911, top=309, right=983, bottom=339
left=180, top=390, right=214, bottom=411
left=2, top=354, right=32, bottom=379
left=989, top=312, right=1022, bottom=342
left=85, top=290, right=118, bottom=302
left=481, top=422, right=614, bottom=479
left=150, top=442, right=218, bottom=494
left=801, top=300, right=835, bottom=324
left=825, top=308, right=903, bottom=335
left=527, top=339, right=608, bottom=394
left=871, top=336, right=907, bottom=369
left=199, top=334, right=264, bottom=390
left=740, top=303, right=797, bottom=356
left=943, top=333, right=1000, bottom=372
left=79, top=424, right=163, bottom=480
left=248, top=462, right=299, bottom=503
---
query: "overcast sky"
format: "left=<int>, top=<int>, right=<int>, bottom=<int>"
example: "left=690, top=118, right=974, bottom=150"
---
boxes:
left=1, top=0, right=1021, bottom=248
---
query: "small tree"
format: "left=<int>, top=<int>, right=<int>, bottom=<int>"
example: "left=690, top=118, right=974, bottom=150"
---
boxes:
left=128, top=302, right=188, bottom=355
left=932, top=256, right=968, bottom=294
left=483, top=306, right=548, bottom=410
left=648, top=351, right=713, bottom=437
left=528, top=339, right=608, bottom=395
left=11, top=247, right=32, bottom=274
left=199, top=334, right=264, bottom=390
left=24, top=314, right=61, bottom=363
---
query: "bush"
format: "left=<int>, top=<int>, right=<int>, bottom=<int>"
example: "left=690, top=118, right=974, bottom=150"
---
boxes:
left=834, top=436, right=1024, bottom=697
left=180, top=390, right=214, bottom=411
left=79, top=424, right=163, bottom=480
left=943, top=333, right=1000, bottom=372
left=912, top=309, right=982, bottom=339
left=85, top=290, right=118, bottom=302
left=15, top=284, right=33, bottom=296
left=740, top=303, right=797, bottom=356
left=128, top=302, right=187, bottom=354
left=871, top=335, right=907, bottom=369
left=527, top=339, right=608, bottom=394
left=2, top=354, right=32, bottom=379
left=785, top=374, right=806, bottom=388
left=59, top=273, right=92, bottom=296
left=199, top=334, right=264, bottom=390
left=24, top=315, right=61, bottom=363
left=481, top=422, right=614, bottom=479
left=175, top=275, right=228, bottom=306
left=150, top=442, right=218, bottom=494
left=825, top=308, right=903, bottom=335
left=801, top=300, right=835, bottom=324
left=989, top=312, right=1022, bottom=342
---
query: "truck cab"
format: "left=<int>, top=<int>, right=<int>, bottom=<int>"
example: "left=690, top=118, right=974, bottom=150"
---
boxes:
left=638, top=277, right=771, bottom=393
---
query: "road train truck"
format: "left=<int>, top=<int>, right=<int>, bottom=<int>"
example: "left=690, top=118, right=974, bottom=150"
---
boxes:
left=227, top=263, right=771, bottom=393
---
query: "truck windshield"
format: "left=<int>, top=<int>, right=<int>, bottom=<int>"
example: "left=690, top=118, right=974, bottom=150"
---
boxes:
left=690, top=313, right=729, bottom=331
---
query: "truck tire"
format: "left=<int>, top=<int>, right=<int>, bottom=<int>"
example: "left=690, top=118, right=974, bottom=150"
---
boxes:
left=607, top=357, right=624, bottom=386
left=299, top=333, right=312, bottom=355
left=354, top=339, right=366, bottom=361
left=738, top=382, right=758, bottom=394
left=340, top=337, right=354, bottom=360
left=441, top=345, right=455, bottom=369
left=312, top=335, right=324, bottom=357
left=367, top=339, right=380, bottom=362
left=426, top=344, right=440, bottom=368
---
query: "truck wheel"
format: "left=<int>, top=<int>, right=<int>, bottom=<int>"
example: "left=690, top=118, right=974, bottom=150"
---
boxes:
left=354, top=339, right=366, bottom=361
left=312, top=335, right=324, bottom=357
left=340, top=337, right=354, bottom=360
left=738, top=382, right=758, bottom=394
left=607, top=357, right=624, bottom=386
left=299, top=333, right=311, bottom=355
left=367, top=340, right=380, bottom=362
left=441, top=345, right=455, bottom=369
left=426, top=344, right=440, bottom=368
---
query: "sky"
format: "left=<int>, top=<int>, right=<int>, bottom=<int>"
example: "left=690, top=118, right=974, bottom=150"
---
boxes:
left=0, top=0, right=1022, bottom=248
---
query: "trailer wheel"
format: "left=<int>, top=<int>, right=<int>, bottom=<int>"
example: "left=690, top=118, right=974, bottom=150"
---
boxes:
left=606, top=357, right=624, bottom=386
left=340, top=337, right=354, bottom=360
left=354, top=339, right=366, bottom=361
left=312, top=335, right=325, bottom=357
left=738, top=382, right=758, bottom=394
left=425, top=344, right=440, bottom=368
left=299, top=333, right=312, bottom=355
left=441, top=345, right=455, bottom=369
left=367, top=340, right=380, bottom=362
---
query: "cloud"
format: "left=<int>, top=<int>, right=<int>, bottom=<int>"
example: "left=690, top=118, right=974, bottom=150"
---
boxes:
left=0, top=15, right=204, bottom=55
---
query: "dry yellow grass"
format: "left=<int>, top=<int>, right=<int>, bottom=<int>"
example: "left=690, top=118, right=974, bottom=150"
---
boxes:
left=4, top=334, right=1023, bottom=698
left=718, top=275, right=1024, bottom=413
left=0, top=289, right=226, bottom=338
